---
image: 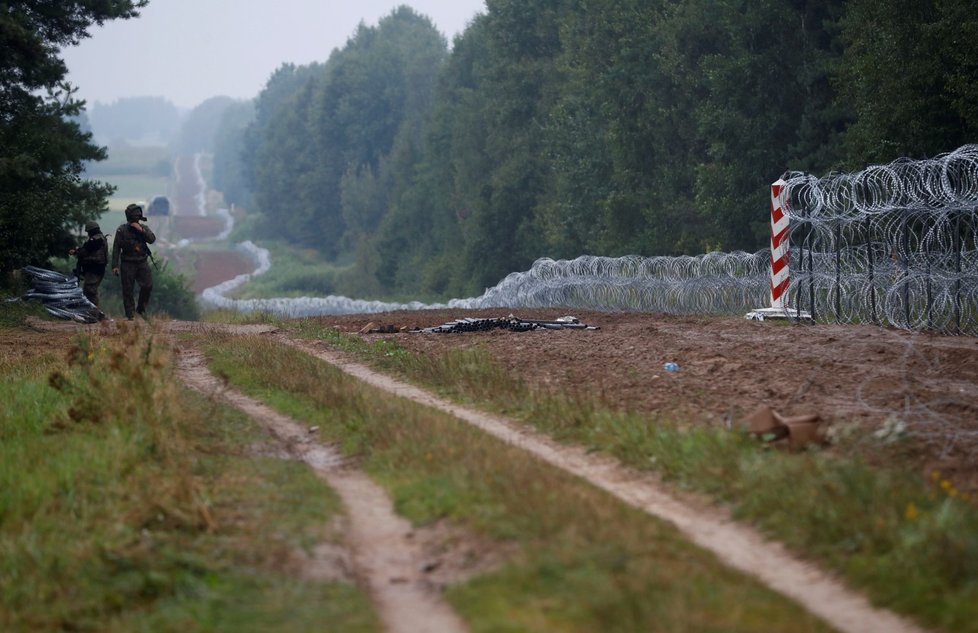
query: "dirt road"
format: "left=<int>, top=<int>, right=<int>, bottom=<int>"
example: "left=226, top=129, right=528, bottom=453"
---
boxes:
left=21, top=316, right=958, bottom=631
left=174, top=330, right=469, bottom=633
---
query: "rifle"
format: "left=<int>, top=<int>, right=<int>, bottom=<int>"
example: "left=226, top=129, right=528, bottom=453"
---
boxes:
left=146, top=246, right=159, bottom=271
left=129, top=222, right=159, bottom=271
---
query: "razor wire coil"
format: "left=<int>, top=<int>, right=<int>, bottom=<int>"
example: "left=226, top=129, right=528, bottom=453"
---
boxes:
left=782, top=144, right=978, bottom=334
left=206, top=146, right=977, bottom=336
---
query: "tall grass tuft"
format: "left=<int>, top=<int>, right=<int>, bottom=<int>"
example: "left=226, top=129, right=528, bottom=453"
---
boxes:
left=1, top=324, right=379, bottom=631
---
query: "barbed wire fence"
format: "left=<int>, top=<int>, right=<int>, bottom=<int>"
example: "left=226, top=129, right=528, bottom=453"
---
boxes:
left=196, top=149, right=978, bottom=457
left=460, top=251, right=770, bottom=314
left=774, top=145, right=978, bottom=457
left=781, top=144, right=978, bottom=335
left=205, top=146, right=977, bottom=338
left=201, top=247, right=773, bottom=317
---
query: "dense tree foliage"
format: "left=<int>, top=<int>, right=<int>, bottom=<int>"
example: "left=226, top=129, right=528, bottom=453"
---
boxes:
left=837, top=0, right=978, bottom=163
left=1, top=0, right=146, bottom=274
left=238, top=7, right=447, bottom=260
left=216, top=0, right=978, bottom=298
left=211, top=99, right=255, bottom=208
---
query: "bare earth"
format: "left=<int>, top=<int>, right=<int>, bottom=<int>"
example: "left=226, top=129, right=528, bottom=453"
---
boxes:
left=189, top=250, right=253, bottom=294
left=310, top=308, right=978, bottom=492
left=174, top=335, right=469, bottom=633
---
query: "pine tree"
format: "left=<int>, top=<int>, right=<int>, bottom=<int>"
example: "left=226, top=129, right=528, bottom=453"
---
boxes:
left=0, top=0, right=146, bottom=273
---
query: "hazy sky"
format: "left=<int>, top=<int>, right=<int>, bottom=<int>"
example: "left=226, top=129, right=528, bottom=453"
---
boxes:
left=62, top=0, right=486, bottom=110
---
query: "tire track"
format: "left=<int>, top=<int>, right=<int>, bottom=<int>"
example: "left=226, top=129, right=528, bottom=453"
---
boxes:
left=175, top=343, right=468, bottom=633
left=283, top=337, right=930, bottom=633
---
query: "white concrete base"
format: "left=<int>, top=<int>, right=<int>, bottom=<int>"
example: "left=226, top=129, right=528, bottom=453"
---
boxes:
left=745, top=307, right=813, bottom=322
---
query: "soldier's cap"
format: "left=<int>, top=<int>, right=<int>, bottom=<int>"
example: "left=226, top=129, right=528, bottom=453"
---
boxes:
left=85, top=220, right=100, bottom=232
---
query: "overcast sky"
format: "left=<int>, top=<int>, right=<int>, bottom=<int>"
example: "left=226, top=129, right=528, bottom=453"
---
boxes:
left=62, top=0, right=486, bottom=110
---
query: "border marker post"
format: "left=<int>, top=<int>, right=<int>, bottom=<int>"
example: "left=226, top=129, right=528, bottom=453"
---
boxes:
left=746, top=177, right=813, bottom=322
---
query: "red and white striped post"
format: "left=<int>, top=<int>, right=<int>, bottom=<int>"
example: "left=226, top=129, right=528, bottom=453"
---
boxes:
left=769, top=178, right=790, bottom=309
left=746, top=177, right=811, bottom=321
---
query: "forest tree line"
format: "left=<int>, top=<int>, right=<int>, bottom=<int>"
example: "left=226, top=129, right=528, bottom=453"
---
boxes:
left=212, top=0, right=978, bottom=298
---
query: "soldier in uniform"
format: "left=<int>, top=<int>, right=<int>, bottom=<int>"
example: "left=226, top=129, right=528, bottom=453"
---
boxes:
left=70, top=220, right=109, bottom=313
left=111, top=203, right=157, bottom=320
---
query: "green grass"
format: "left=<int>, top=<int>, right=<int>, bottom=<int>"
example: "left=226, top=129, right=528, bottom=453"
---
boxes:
left=220, top=240, right=447, bottom=305
left=204, top=333, right=831, bottom=632
left=103, top=174, right=170, bottom=213
left=86, top=145, right=173, bottom=178
left=294, top=324, right=978, bottom=633
left=0, top=325, right=379, bottom=632
left=227, top=241, right=348, bottom=299
left=0, top=296, right=46, bottom=329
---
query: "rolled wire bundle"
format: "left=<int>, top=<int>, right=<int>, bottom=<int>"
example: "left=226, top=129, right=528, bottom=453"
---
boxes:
left=18, top=266, right=103, bottom=324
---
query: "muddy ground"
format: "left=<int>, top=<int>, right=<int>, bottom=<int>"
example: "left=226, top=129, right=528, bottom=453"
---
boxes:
left=307, top=308, right=978, bottom=491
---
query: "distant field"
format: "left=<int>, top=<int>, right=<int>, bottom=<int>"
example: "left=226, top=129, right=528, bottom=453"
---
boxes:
left=101, top=174, right=170, bottom=210
left=85, top=144, right=173, bottom=177
left=83, top=173, right=169, bottom=234
left=95, top=208, right=126, bottom=233
left=82, top=143, right=173, bottom=228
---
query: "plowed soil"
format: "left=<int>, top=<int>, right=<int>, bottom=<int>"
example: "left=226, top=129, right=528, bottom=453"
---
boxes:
left=190, top=251, right=253, bottom=294
left=307, top=308, right=978, bottom=491
left=172, top=216, right=225, bottom=240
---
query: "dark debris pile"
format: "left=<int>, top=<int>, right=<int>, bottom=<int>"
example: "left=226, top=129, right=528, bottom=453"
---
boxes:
left=414, top=314, right=598, bottom=334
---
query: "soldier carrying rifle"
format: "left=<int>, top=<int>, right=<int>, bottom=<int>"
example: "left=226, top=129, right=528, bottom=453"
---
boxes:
left=111, top=203, right=157, bottom=320
left=69, top=220, right=108, bottom=314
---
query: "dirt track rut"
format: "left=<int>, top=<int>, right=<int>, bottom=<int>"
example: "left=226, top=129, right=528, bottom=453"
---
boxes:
left=175, top=343, right=468, bottom=633
left=283, top=336, right=930, bottom=633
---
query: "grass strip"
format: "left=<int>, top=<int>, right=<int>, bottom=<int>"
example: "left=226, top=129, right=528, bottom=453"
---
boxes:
left=295, top=323, right=978, bottom=633
left=0, top=323, right=379, bottom=633
left=204, top=333, right=832, bottom=633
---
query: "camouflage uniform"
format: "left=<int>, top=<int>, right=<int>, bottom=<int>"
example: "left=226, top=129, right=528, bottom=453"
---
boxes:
left=74, top=221, right=108, bottom=308
left=112, top=204, right=157, bottom=319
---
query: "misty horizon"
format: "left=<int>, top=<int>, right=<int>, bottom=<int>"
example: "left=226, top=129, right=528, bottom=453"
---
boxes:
left=62, top=0, right=485, bottom=111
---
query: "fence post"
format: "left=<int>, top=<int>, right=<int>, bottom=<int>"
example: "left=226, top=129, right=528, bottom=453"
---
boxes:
left=745, top=176, right=812, bottom=322
left=770, top=178, right=791, bottom=309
